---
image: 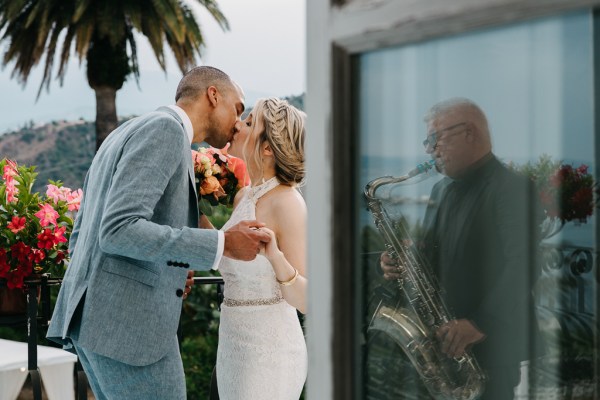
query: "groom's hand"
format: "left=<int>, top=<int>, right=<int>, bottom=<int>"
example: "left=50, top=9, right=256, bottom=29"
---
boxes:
left=183, top=270, right=194, bottom=300
left=223, top=220, right=272, bottom=261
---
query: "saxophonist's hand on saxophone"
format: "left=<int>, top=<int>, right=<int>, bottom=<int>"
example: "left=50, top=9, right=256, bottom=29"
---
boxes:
left=436, top=320, right=486, bottom=358
left=380, top=251, right=486, bottom=358
left=380, top=251, right=402, bottom=280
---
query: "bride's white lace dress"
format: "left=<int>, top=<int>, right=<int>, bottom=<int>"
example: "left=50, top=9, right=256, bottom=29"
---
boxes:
left=216, top=177, right=308, bottom=399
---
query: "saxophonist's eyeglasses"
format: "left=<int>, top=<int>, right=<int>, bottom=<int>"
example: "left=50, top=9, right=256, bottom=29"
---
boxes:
left=423, top=122, right=467, bottom=150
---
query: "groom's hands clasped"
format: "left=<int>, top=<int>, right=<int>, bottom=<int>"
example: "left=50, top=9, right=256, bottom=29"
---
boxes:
left=223, top=220, right=272, bottom=261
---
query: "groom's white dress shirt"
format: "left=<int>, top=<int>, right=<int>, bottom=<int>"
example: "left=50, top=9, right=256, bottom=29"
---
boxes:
left=168, top=104, right=224, bottom=270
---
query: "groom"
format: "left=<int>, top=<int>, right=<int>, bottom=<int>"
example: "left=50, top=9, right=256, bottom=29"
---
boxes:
left=47, top=66, right=271, bottom=399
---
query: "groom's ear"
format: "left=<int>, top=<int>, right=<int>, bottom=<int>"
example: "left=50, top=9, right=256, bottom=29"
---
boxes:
left=207, top=86, right=219, bottom=107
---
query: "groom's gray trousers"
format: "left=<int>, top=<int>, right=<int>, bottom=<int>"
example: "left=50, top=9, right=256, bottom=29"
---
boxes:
left=69, top=300, right=186, bottom=400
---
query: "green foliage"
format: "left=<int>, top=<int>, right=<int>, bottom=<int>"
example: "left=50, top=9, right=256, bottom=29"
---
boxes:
left=205, top=204, right=234, bottom=229
left=283, top=93, right=305, bottom=110
left=20, top=131, right=35, bottom=144
left=508, top=154, right=595, bottom=223
left=180, top=270, right=222, bottom=398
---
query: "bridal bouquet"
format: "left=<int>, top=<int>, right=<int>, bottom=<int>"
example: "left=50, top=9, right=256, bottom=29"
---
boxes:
left=0, top=159, right=82, bottom=289
left=191, top=144, right=250, bottom=216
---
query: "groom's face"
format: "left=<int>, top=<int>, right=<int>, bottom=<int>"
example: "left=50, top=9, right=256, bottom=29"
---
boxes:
left=206, top=83, right=245, bottom=148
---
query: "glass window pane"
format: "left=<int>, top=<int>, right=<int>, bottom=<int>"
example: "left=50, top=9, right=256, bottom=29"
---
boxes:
left=356, top=10, right=596, bottom=399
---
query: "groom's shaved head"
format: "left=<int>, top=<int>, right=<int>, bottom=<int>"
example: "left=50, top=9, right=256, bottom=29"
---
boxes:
left=175, top=66, right=235, bottom=102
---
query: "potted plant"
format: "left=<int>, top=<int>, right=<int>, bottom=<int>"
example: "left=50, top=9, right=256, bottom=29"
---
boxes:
left=0, top=159, right=81, bottom=314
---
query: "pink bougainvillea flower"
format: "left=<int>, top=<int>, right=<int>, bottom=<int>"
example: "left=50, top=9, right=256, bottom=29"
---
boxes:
left=6, top=271, right=24, bottom=289
left=35, top=203, right=60, bottom=227
left=7, top=216, right=26, bottom=233
left=55, top=250, right=67, bottom=264
left=5, top=180, right=19, bottom=203
left=37, top=228, right=56, bottom=249
left=46, top=184, right=63, bottom=203
left=0, top=249, right=10, bottom=276
left=67, top=189, right=83, bottom=211
left=28, top=248, right=46, bottom=264
left=2, top=159, right=18, bottom=180
left=53, top=226, right=68, bottom=245
left=10, top=242, right=32, bottom=264
left=577, top=164, right=589, bottom=175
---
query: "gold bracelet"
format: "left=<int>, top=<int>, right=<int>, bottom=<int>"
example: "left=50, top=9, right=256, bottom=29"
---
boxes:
left=277, top=268, right=299, bottom=286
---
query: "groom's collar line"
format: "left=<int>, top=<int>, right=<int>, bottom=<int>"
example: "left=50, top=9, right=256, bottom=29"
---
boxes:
left=166, top=105, right=193, bottom=145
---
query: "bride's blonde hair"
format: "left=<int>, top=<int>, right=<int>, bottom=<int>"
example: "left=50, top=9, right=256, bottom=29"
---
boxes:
left=246, top=98, right=306, bottom=186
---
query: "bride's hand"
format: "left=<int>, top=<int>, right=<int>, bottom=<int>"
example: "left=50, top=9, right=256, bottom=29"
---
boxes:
left=258, top=227, right=282, bottom=260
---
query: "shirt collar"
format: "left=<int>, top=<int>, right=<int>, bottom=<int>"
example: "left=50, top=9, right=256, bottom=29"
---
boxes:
left=167, top=105, right=193, bottom=145
left=451, top=152, right=495, bottom=184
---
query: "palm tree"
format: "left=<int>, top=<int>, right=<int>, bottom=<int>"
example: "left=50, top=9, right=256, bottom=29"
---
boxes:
left=0, top=0, right=228, bottom=150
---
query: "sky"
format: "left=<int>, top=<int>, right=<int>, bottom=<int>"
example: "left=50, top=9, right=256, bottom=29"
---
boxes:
left=0, top=0, right=306, bottom=133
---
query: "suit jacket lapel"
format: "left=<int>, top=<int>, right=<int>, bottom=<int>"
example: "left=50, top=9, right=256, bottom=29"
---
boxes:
left=155, top=106, right=197, bottom=191
left=155, top=106, right=199, bottom=212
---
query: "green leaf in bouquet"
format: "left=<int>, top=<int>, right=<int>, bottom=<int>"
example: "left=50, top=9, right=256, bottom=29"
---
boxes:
left=198, top=198, right=214, bottom=216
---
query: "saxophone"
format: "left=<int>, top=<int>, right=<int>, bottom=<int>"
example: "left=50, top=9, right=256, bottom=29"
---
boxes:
left=365, top=160, right=486, bottom=400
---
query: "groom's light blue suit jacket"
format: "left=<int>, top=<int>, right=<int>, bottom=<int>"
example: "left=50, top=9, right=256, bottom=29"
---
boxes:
left=47, top=106, right=218, bottom=366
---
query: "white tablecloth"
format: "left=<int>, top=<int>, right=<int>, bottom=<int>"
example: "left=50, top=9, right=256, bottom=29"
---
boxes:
left=0, top=338, right=78, bottom=400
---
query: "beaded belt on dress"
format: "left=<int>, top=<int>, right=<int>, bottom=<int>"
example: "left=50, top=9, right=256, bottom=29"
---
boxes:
left=222, top=294, right=284, bottom=307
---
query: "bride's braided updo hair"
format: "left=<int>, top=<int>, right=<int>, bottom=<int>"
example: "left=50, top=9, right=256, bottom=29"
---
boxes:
left=250, top=98, right=306, bottom=186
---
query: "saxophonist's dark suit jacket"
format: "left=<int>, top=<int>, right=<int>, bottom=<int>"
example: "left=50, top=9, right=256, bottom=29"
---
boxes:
left=421, top=153, right=542, bottom=368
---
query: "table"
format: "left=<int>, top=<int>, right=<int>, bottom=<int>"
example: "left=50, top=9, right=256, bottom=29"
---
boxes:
left=0, top=338, right=78, bottom=400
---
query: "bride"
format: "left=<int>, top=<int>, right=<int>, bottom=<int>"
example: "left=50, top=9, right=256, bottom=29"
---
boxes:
left=210, top=97, right=308, bottom=399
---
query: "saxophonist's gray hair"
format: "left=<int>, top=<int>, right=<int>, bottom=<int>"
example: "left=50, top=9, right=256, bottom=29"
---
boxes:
left=424, top=97, right=491, bottom=147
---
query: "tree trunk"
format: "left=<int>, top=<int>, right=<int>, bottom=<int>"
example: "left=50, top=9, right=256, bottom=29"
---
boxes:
left=94, top=86, right=118, bottom=151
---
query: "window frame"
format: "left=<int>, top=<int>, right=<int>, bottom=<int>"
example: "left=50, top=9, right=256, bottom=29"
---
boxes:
left=306, top=1, right=600, bottom=399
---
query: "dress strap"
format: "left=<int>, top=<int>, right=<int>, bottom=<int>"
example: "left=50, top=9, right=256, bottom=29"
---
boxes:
left=248, top=176, right=280, bottom=204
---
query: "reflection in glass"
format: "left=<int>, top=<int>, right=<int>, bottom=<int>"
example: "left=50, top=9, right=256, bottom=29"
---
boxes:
left=356, top=11, right=596, bottom=400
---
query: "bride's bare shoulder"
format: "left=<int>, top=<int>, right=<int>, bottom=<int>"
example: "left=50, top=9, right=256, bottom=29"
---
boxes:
left=270, top=186, right=306, bottom=218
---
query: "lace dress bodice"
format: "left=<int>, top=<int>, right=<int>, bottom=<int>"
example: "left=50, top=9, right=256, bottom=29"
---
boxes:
left=215, top=177, right=307, bottom=400
left=218, top=177, right=282, bottom=302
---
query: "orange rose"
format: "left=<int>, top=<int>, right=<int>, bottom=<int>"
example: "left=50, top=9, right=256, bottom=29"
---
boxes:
left=200, top=175, right=226, bottom=199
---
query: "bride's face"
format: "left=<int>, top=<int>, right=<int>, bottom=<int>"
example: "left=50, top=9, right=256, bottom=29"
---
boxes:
left=229, top=111, right=265, bottom=162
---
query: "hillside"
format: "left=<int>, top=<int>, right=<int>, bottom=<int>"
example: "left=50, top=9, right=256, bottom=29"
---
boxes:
left=0, top=119, right=95, bottom=192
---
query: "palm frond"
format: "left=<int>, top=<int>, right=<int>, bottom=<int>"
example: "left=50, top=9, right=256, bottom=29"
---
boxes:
left=57, top=26, right=77, bottom=81
left=37, top=22, right=63, bottom=98
left=1, top=0, right=230, bottom=91
left=140, top=12, right=167, bottom=70
left=74, top=20, right=94, bottom=57
left=151, top=0, right=185, bottom=44
left=72, top=0, right=91, bottom=23
left=193, top=0, right=229, bottom=31
left=125, top=19, right=140, bottom=84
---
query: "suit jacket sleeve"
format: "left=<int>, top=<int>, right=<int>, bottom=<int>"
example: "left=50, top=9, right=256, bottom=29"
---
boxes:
left=97, top=115, right=218, bottom=269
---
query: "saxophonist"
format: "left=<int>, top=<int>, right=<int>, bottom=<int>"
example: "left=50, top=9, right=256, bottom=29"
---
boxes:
left=379, top=98, right=542, bottom=400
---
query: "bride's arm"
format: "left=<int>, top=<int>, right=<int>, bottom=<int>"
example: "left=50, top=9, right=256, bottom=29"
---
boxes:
left=261, top=191, right=307, bottom=314
left=199, top=214, right=215, bottom=229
